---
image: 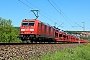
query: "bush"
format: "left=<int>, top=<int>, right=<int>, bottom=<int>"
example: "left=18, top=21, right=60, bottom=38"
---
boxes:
left=0, top=17, right=22, bottom=43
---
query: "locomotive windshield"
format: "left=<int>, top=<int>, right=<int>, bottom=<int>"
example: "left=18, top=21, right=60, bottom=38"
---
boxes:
left=22, top=22, right=34, bottom=26
left=29, top=22, right=34, bottom=26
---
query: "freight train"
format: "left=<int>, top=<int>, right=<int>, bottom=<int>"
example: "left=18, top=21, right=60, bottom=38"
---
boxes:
left=19, top=19, right=88, bottom=43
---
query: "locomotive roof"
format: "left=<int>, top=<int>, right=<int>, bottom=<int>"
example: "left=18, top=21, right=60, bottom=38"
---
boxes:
left=22, top=19, right=40, bottom=21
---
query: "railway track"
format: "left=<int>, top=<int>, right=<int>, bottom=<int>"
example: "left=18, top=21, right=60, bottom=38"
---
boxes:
left=0, top=43, right=83, bottom=60
left=0, top=42, right=81, bottom=45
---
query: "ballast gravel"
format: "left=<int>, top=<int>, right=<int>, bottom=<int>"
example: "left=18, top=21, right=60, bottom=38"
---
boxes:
left=0, top=44, right=82, bottom=60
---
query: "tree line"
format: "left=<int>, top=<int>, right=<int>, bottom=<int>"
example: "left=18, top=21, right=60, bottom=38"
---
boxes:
left=0, top=17, right=22, bottom=43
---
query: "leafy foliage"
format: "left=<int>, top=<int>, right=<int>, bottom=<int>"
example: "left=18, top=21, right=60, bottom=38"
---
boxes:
left=14, top=27, right=20, bottom=31
left=0, top=17, right=22, bottom=43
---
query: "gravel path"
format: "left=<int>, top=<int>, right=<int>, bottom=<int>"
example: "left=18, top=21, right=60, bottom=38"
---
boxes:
left=0, top=43, right=82, bottom=60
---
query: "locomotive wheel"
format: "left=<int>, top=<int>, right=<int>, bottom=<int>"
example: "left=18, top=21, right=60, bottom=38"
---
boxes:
left=30, top=40, right=34, bottom=43
left=22, top=40, right=27, bottom=43
left=27, top=40, right=31, bottom=43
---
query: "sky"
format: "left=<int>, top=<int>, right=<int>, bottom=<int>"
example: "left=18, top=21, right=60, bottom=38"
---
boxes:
left=0, top=0, right=90, bottom=31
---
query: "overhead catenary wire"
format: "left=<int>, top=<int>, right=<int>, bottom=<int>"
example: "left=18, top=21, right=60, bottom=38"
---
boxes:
left=48, top=0, right=68, bottom=20
left=51, top=0, right=83, bottom=29
left=49, top=0, right=73, bottom=25
left=18, top=0, right=33, bottom=9
left=25, top=0, right=60, bottom=23
left=51, top=0, right=71, bottom=21
left=18, top=0, right=55, bottom=23
left=52, top=0, right=69, bottom=19
left=48, top=0, right=73, bottom=29
left=48, top=0, right=61, bottom=14
left=48, top=0, right=83, bottom=30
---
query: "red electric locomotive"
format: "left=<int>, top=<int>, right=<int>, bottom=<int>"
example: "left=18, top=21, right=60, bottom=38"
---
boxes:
left=19, top=19, right=55, bottom=42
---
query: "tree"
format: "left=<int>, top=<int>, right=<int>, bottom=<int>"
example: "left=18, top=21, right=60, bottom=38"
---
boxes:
left=0, top=17, right=22, bottom=43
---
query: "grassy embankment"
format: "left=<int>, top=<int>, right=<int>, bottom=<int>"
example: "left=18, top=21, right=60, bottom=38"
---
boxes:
left=40, top=43, right=90, bottom=60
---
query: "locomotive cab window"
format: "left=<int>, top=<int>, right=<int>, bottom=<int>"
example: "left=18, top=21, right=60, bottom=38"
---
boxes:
left=29, top=22, right=34, bottom=26
left=22, top=22, right=34, bottom=26
left=22, top=22, right=28, bottom=26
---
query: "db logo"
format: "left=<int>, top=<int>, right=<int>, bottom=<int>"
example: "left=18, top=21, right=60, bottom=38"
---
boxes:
left=26, top=29, right=29, bottom=31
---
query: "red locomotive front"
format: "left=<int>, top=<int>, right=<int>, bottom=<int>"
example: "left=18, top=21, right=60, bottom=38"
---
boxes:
left=19, top=19, right=41, bottom=42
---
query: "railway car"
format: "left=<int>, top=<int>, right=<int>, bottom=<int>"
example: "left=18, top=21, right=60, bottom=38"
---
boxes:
left=19, top=19, right=88, bottom=43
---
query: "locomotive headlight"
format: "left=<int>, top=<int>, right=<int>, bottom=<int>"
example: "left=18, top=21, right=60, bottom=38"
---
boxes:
left=30, top=29, right=34, bottom=31
left=21, top=29, right=25, bottom=31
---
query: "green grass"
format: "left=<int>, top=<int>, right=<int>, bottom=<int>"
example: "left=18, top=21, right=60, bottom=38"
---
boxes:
left=40, top=43, right=90, bottom=60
